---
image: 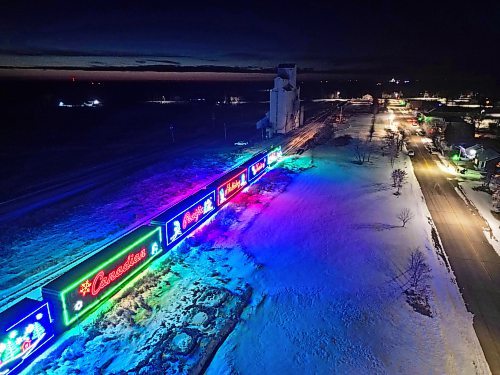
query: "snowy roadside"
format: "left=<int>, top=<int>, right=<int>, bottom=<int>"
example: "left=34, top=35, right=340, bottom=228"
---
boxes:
left=457, top=181, right=500, bottom=255
left=417, top=134, right=500, bottom=255
left=206, top=113, right=490, bottom=374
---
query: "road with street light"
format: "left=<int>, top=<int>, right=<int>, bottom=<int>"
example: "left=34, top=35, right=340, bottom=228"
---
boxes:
left=395, top=107, right=500, bottom=374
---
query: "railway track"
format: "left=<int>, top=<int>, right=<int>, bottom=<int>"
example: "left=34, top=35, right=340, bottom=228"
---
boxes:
left=0, top=105, right=340, bottom=312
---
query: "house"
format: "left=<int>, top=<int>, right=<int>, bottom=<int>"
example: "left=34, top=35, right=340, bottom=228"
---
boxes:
left=473, top=148, right=500, bottom=172
left=461, top=144, right=483, bottom=160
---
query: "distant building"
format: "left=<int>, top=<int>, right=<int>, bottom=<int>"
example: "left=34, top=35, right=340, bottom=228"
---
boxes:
left=461, top=144, right=483, bottom=160
left=257, top=64, right=302, bottom=137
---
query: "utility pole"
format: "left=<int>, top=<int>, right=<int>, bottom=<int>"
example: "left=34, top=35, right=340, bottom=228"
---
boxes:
left=170, top=125, right=175, bottom=143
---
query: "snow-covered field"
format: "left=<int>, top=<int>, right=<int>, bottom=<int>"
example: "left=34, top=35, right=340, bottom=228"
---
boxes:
left=0, top=141, right=273, bottom=305
left=207, top=114, right=490, bottom=374
left=17, top=112, right=490, bottom=374
left=458, top=181, right=500, bottom=255
left=25, top=153, right=300, bottom=374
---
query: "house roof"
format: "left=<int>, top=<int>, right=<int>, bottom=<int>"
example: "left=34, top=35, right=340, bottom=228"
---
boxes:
left=476, top=148, right=500, bottom=162
left=464, top=144, right=482, bottom=151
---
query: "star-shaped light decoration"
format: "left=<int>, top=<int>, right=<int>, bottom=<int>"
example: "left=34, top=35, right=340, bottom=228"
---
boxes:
left=79, top=280, right=92, bottom=296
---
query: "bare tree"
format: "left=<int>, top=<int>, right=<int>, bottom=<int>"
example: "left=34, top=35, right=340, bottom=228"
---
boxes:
left=352, top=139, right=368, bottom=164
left=391, top=169, right=407, bottom=194
left=406, top=249, right=431, bottom=294
left=482, top=171, right=493, bottom=189
left=368, top=115, right=376, bottom=142
left=402, top=248, right=433, bottom=316
left=384, top=129, right=400, bottom=166
left=366, top=142, right=374, bottom=163
left=384, top=129, right=396, bottom=149
left=391, top=169, right=399, bottom=187
left=389, top=145, right=397, bottom=168
left=397, top=208, right=414, bottom=227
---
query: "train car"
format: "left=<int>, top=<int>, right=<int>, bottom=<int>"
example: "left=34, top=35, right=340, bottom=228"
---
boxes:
left=0, top=299, right=55, bottom=375
left=245, top=151, right=268, bottom=182
left=266, top=145, right=282, bottom=166
left=42, top=226, right=162, bottom=331
left=207, top=165, right=249, bottom=208
left=151, top=188, right=216, bottom=250
left=0, top=146, right=283, bottom=373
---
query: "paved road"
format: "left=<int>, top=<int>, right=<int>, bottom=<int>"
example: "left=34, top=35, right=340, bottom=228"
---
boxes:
left=408, top=134, right=500, bottom=374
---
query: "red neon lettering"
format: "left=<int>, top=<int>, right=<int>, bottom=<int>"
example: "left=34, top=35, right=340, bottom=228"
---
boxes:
left=21, top=340, right=32, bottom=352
left=225, top=179, right=241, bottom=195
left=252, top=161, right=265, bottom=176
left=182, top=205, right=204, bottom=229
left=87, top=248, right=147, bottom=297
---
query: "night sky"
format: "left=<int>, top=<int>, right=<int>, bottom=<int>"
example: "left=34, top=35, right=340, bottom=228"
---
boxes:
left=0, top=1, right=499, bottom=80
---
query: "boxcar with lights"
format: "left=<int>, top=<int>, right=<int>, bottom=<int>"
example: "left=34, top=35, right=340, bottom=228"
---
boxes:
left=246, top=151, right=268, bottom=182
left=266, top=145, right=282, bottom=166
left=210, top=166, right=249, bottom=207
left=42, top=226, right=162, bottom=331
left=0, top=299, right=55, bottom=375
left=151, top=188, right=216, bottom=249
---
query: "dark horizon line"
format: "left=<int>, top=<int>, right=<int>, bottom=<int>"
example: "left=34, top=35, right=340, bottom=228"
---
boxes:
left=0, top=65, right=498, bottom=89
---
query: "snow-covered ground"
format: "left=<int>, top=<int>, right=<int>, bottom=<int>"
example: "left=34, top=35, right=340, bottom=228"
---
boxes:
left=24, top=153, right=301, bottom=374
left=0, top=140, right=274, bottom=305
left=458, top=181, right=500, bottom=255
left=207, top=114, right=490, bottom=374
left=17, top=112, right=490, bottom=373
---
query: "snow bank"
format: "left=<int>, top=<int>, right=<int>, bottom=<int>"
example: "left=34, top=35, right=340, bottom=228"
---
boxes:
left=458, top=181, right=500, bottom=255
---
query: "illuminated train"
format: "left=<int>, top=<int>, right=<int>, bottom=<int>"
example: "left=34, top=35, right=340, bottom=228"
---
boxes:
left=0, top=145, right=282, bottom=375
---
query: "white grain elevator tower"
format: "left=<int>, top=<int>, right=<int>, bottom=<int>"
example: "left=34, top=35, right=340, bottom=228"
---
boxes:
left=257, top=64, right=303, bottom=138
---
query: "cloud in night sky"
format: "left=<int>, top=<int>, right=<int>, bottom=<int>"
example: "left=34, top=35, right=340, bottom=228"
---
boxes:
left=0, top=1, right=499, bottom=80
